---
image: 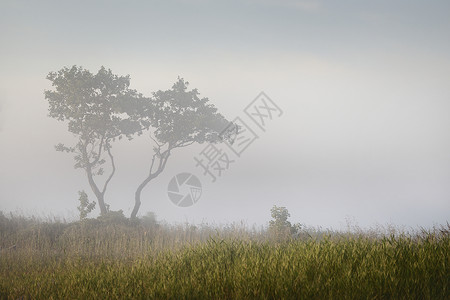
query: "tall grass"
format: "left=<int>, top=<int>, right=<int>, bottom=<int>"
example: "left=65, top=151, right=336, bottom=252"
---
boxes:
left=0, top=212, right=448, bottom=299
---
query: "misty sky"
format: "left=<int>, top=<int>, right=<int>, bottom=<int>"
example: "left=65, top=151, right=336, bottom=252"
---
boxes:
left=1, top=0, right=449, bottom=229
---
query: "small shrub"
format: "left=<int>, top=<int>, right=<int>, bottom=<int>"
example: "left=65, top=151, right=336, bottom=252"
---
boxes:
left=268, top=205, right=302, bottom=239
left=77, top=191, right=96, bottom=220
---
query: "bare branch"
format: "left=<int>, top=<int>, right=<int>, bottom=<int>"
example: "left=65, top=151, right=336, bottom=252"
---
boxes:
left=174, top=140, right=195, bottom=148
left=148, top=153, right=157, bottom=177
left=149, top=133, right=166, bottom=148
left=155, top=149, right=171, bottom=175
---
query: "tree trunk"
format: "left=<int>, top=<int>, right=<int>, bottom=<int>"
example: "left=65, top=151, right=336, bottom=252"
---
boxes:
left=131, top=176, right=153, bottom=219
left=130, top=151, right=170, bottom=219
left=86, top=164, right=108, bottom=215
left=80, top=138, right=114, bottom=216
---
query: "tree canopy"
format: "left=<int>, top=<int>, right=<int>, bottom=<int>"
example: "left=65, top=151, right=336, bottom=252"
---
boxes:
left=45, top=66, right=143, bottom=215
left=269, top=206, right=302, bottom=238
left=45, top=66, right=234, bottom=218
left=126, top=78, right=234, bottom=218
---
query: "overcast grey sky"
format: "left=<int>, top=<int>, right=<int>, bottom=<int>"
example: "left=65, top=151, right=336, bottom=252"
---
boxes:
left=0, top=0, right=449, bottom=229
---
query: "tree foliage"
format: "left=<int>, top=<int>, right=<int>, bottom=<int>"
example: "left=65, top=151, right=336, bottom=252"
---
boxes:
left=269, top=206, right=301, bottom=238
left=125, top=78, right=234, bottom=218
left=151, top=78, right=231, bottom=146
left=77, top=190, right=96, bottom=220
left=46, top=67, right=234, bottom=218
left=45, top=66, right=143, bottom=215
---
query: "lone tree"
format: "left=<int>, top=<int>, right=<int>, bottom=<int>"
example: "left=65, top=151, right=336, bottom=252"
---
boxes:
left=269, top=205, right=302, bottom=237
left=122, top=78, right=234, bottom=219
left=45, top=66, right=142, bottom=215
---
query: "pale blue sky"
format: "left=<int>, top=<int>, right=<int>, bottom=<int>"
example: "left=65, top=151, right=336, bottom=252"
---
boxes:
left=0, top=0, right=449, bottom=229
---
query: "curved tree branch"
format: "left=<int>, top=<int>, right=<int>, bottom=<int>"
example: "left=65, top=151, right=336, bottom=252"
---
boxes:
left=148, top=153, right=157, bottom=177
left=131, top=148, right=171, bottom=219
left=101, top=140, right=116, bottom=196
left=90, top=134, right=105, bottom=167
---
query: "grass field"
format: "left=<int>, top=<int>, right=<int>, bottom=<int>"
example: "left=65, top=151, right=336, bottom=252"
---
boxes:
left=0, top=212, right=448, bottom=299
